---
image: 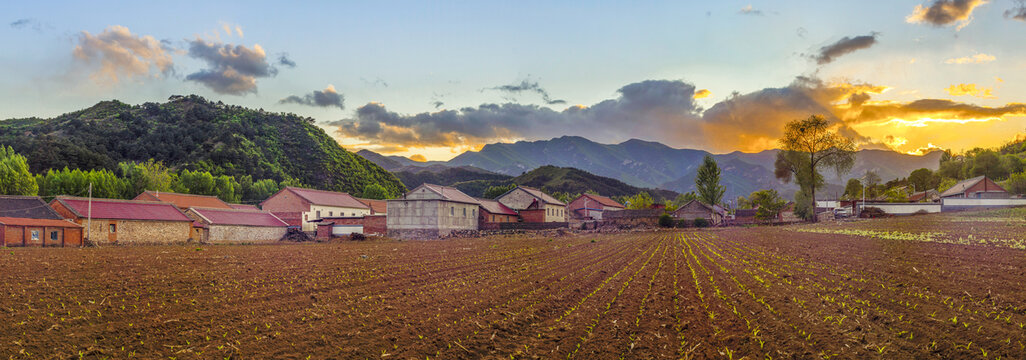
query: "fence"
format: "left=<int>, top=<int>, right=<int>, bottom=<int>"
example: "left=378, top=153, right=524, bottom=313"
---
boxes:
left=941, top=198, right=1026, bottom=211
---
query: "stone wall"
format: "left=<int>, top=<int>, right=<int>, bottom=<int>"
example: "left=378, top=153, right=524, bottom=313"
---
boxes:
left=82, top=219, right=192, bottom=245
left=387, top=228, right=443, bottom=240
left=208, top=225, right=287, bottom=243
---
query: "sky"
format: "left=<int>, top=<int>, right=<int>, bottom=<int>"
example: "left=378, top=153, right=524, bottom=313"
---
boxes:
left=2, top=0, right=1026, bottom=161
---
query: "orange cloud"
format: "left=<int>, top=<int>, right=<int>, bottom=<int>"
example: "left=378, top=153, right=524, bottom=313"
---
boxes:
left=409, top=154, right=427, bottom=162
left=72, top=25, right=173, bottom=84
left=694, top=89, right=712, bottom=99
left=945, top=83, right=994, bottom=98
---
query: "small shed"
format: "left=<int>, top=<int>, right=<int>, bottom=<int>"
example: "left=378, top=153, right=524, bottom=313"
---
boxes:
left=671, top=200, right=725, bottom=226
left=185, top=207, right=289, bottom=243
left=0, top=195, right=83, bottom=247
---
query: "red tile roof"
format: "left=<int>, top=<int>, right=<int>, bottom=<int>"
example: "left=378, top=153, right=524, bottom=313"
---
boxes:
left=53, top=197, right=192, bottom=222
left=476, top=198, right=518, bottom=215
left=135, top=191, right=232, bottom=209
left=228, top=203, right=260, bottom=210
left=0, top=217, right=82, bottom=228
left=578, top=194, right=624, bottom=209
left=355, top=198, right=388, bottom=214
left=284, top=187, right=369, bottom=209
left=188, top=207, right=288, bottom=227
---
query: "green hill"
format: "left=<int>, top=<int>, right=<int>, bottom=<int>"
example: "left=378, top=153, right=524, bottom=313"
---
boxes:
left=0, top=95, right=405, bottom=197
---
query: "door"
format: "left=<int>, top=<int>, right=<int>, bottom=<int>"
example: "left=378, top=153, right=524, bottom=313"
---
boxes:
left=107, top=222, right=117, bottom=243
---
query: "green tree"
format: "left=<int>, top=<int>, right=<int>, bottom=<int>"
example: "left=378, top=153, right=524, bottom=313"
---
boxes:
left=908, top=168, right=938, bottom=192
left=843, top=178, right=862, bottom=200
left=360, top=183, right=389, bottom=200
left=1006, top=172, right=1026, bottom=195
left=622, top=192, right=654, bottom=210
left=883, top=186, right=910, bottom=202
left=120, top=159, right=175, bottom=197
left=749, top=189, right=786, bottom=221
left=937, top=178, right=958, bottom=193
left=774, top=115, right=856, bottom=222
left=793, top=189, right=814, bottom=221
left=248, top=179, right=280, bottom=201
left=695, top=155, right=725, bottom=206
left=213, top=175, right=240, bottom=203
left=0, top=145, right=39, bottom=195
left=658, top=214, right=674, bottom=227
left=482, top=183, right=516, bottom=199
left=971, top=150, right=1008, bottom=180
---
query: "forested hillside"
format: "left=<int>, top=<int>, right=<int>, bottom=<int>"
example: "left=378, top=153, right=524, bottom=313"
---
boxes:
left=0, top=95, right=405, bottom=198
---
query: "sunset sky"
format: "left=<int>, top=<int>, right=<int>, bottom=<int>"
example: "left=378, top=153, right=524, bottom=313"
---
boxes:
left=2, top=0, right=1025, bottom=160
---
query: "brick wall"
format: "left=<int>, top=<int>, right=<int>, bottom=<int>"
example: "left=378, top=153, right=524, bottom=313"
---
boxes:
left=520, top=209, right=546, bottom=223
left=364, top=215, right=386, bottom=235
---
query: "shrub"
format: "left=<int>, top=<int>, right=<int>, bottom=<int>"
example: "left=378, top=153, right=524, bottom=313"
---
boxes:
left=658, top=214, right=674, bottom=227
left=694, top=218, right=709, bottom=228
left=676, top=219, right=690, bottom=228
left=350, top=232, right=367, bottom=241
left=860, top=207, right=886, bottom=218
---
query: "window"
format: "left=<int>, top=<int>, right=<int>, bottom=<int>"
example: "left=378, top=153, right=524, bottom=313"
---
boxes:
left=451, top=207, right=454, bottom=215
left=109, top=224, right=117, bottom=233
left=30, top=230, right=39, bottom=241
left=316, top=210, right=321, bottom=219
left=491, top=215, right=495, bottom=222
left=50, top=231, right=58, bottom=241
left=329, top=211, right=333, bottom=216
left=304, top=214, right=308, bottom=220
left=463, top=208, right=467, bottom=217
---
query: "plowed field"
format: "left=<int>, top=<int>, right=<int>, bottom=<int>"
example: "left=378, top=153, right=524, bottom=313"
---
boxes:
left=2, top=219, right=1025, bottom=359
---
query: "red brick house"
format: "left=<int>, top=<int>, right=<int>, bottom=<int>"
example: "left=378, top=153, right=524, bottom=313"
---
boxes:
left=134, top=191, right=233, bottom=210
left=477, top=198, right=518, bottom=224
left=0, top=195, right=83, bottom=247
left=260, top=187, right=370, bottom=231
left=939, top=176, right=1008, bottom=199
left=568, top=194, right=624, bottom=220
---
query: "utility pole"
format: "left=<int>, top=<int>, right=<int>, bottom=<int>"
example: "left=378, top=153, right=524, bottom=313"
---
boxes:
left=87, top=183, right=93, bottom=245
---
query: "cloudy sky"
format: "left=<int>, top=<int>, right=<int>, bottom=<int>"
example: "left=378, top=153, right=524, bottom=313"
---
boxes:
left=3, top=0, right=1025, bottom=160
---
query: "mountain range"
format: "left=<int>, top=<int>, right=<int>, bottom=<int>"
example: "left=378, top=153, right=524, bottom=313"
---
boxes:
left=359, top=136, right=943, bottom=200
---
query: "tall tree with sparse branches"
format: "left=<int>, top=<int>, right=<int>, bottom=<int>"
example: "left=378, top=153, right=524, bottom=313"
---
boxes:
left=774, top=115, right=856, bottom=222
left=695, top=155, right=725, bottom=206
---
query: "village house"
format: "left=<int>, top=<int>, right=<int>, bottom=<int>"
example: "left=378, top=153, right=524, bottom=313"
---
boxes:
left=671, top=200, right=725, bottom=226
left=0, top=195, right=83, bottom=247
left=939, top=176, right=1009, bottom=199
left=568, top=193, right=624, bottom=220
left=134, top=190, right=233, bottom=210
left=228, top=203, right=260, bottom=210
left=49, top=196, right=193, bottom=244
left=732, top=208, right=759, bottom=225
left=184, top=207, right=288, bottom=243
left=477, top=198, right=519, bottom=225
left=908, top=189, right=941, bottom=202
left=260, top=187, right=370, bottom=231
left=496, top=186, right=567, bottom=222
left=356, top=198, right=388, bottom=215
left=386, top=184, right=480, bottom=239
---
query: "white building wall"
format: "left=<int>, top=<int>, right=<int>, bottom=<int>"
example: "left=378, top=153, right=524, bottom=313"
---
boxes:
left=861, top=203, right=941, bottom=215
left=301, top=205, right=370, bottom=231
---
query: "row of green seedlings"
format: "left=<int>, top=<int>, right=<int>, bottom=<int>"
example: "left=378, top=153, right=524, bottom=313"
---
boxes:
left=427, top=236, right=639, bottom=359
left=713, top=232, right=1006, bottom=358
left=617, top=238, right=671, bottom=359
left=566, top=238, right=665, bottom=358
left=708, top=233, right=922, bottom=357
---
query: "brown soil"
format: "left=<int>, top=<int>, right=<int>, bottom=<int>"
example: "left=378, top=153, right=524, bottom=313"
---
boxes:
left=0, top=223, right=1024, bottom=359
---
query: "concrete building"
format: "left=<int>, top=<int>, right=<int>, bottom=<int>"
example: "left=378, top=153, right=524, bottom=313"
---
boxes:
left=0, top=195, right=83, bottom=247
left=134, top=191, right=233, bottom=210
left=386, top=184, right=480, bottom=239
left=185, top=207, right=288, bottom=243
left=568, top=194, right=624, bottom=220
left=671, top=200, right=725, bottom=226
left=939, top=176, right=1009, bottom=199
left=260, top=187, right=370, bottom=231
left=50, top=196, right=193, bottom=244
left=496, top=186, right=567, bottom=222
